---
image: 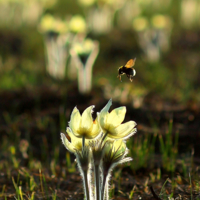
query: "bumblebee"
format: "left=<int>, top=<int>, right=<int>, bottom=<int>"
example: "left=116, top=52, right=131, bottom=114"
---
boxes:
left=117, top=58, right=136, bottom=82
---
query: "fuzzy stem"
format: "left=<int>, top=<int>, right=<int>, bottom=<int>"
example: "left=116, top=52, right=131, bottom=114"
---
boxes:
left=95, top=165, right=101, bottom=200
left=83, top=170, right=90, bottom=200
left=104, top=177, right=109, bottom=200
left=101, top=170, right=109, bottom=200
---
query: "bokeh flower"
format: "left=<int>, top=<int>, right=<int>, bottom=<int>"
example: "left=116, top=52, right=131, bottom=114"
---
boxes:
left=69, top=15, right=87, bottom=33
left=132, top=16, right=149, bottom=31
left=38, top=14, right=68, bottom=34
left=73, top=39, right=94, bottom=55
left=151, top=14, right=172, bottom=29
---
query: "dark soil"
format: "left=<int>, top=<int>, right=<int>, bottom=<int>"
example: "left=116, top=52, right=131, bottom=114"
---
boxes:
left=0, top=85, right=200, bottom=199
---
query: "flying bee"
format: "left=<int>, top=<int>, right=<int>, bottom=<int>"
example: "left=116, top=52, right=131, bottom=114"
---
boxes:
left=117, top=58, right=136, bottom=82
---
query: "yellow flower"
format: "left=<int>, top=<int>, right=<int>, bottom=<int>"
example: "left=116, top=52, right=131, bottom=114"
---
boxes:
left=61, top=128, right=82, bottom=153
left=39, top=14, right=55, bottom=33
left=132, top=17, right=149, bottom=31
left=73, top=39, right=94, bottom=55
left=69, top=15, right=87, bottom=33
left=69, top=106, right=101, bottom=139
left=61, top=127, right=93, bottom=152
left=39, top=14, right=68, bottom=34
left=102, top=140, right=133, bottom=171
left=101, top=139, right=132, bottom=199
left=54, top=19, right=68, bottom=34
left=103, top=140, right=127, bottom=163
left=98, top=99, right=136, bottom=139
left=151, top=15, right=172, bottom=29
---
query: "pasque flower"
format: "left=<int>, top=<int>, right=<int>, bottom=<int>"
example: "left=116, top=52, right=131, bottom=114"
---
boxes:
left=101, top=139, right=132, bottom=200
left=61, top=128, right=84, bottom=153
left=98, top=99, right=137, bottom=139
left=103, top=139, right=132, bottom=167
left=61, top=99, right=137, bottom=200
left=69, top=105, right=101, bottom=139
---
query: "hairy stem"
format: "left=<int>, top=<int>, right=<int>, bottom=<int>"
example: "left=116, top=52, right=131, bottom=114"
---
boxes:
left=83, top=170, right=90, bottom=200
left=95, top=165, right=101, bottom=200
left=101, top=170, right=109, bottom=200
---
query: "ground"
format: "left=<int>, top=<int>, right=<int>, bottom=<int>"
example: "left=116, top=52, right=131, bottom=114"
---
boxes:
left=0, top=86, right=200, bottom=199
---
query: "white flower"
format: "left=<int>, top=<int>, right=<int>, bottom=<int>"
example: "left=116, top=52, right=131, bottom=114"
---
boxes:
left=61, top=128, right=82, bottom=153
left=103, top=139, right=132, bottom=165
left=69, top=105, right=101, bottom=139
left=98, top=99, right=137, bottom=139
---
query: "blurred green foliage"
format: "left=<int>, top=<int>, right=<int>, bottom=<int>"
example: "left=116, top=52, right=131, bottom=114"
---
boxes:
left=0, top=0, right=199, bottom=103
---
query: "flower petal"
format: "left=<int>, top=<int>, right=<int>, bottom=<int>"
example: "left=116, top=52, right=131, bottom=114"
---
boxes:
left=69, top=107, right=81, bottom=135
left=66, top=127, right=79, bottom=142
left=66, top=128, right=85, bottom=150
left=107, top=106, right=126, bottom=128
left=109, top=121, right=137, bottom=139
left=66, top=127, right=73, bottom=137
left=61, top=133, right=76, bottom=153
left=87, top=119, right=101, bottom=139
left=98, top=99, right=112, bottom=131
left=122, top=128, right=137, bottom=140
left=113, top=140, right=126, bottom=152
left=81, top=105, right=95, bottom=136
left=116, top=157, right=133, bottom=165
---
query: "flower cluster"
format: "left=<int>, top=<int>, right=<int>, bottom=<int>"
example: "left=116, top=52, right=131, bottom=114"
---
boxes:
left=61, top=99, right=137, bottom=200
left=38, top=14, right=87, bottom=35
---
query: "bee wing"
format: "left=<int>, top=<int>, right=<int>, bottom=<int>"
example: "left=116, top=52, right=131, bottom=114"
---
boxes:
left=125, top=58, right=136, bottom=68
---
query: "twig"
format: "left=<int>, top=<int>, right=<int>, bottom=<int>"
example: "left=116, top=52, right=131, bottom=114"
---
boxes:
left=150, top=186, right=162, bottom=200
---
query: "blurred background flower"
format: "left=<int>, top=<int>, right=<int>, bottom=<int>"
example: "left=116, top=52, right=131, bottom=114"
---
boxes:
left=0, top=0, right=199, bottom=103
